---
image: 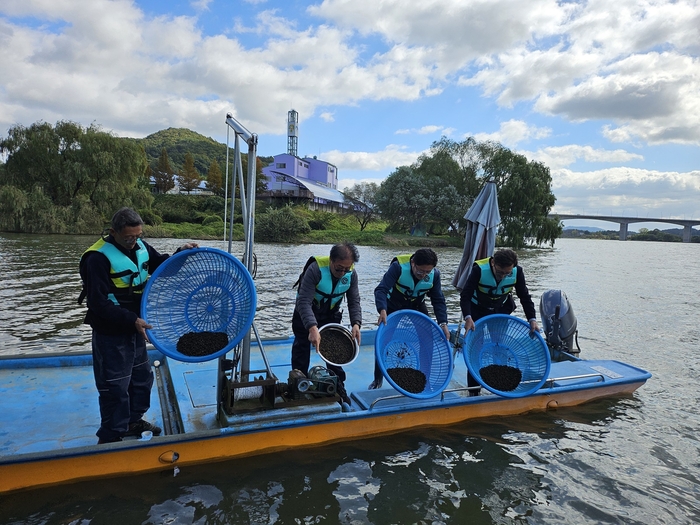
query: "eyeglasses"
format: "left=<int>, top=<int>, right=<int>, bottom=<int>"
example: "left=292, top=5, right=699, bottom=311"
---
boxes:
left=493, top=266, right=512, bottom=278
left=334, top=265, right=353, bottom=274
left=120, top=233, right=143, bottom=244
left=412, top=265, right=433, bottom=278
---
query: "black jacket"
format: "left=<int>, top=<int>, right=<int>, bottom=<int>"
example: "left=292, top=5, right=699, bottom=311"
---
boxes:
left=80, top=237, right=170, bottom=335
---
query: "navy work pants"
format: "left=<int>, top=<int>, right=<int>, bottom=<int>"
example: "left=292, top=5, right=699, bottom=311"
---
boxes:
left=91, top=331, right=154, bottom=441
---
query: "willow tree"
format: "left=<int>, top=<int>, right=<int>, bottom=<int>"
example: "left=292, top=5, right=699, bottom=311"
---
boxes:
left=411, top=147, right=471, bottom=234
left=376, top=137, right=560, bottom=247
left=477, top=142, right=560, bottom=248
left=0, top=120, right=151, bottom=233
left=375, top=166, right=431, bottom=232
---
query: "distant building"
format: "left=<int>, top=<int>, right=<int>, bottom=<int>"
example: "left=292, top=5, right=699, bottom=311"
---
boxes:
left=261, top=153, right=347, bottom=211
left=260, top=109, right=348, bottom=212
left=149, top=176, right=213, bottom=196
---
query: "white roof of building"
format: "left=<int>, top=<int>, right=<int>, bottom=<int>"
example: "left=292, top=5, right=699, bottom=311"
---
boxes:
left=270, top=172, right=346, bottom=203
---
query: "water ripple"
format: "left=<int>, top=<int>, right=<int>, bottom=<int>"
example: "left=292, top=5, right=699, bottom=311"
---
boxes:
left=2, top=235, right=700, bottom=524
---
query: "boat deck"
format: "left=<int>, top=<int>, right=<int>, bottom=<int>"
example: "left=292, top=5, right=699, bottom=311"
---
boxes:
left=0, top=330, right=651, bottom=460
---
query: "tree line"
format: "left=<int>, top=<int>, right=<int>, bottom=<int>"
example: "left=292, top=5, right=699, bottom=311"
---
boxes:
left=0, top=121, right=152, bottom=233
left=1, top=120, right=561, bottom=247
left=0, top=121, right=265, bottom=234
left=341, top=137, right=561, bottom=248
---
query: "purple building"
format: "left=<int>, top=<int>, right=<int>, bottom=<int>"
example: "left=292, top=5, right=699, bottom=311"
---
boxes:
left=261, top=153, right=348, bottom=211
left=260, top=110, right=348, bottom=211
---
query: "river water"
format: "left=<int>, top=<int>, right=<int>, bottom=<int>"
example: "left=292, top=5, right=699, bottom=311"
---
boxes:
left=0, top=234, right=698, bottom=524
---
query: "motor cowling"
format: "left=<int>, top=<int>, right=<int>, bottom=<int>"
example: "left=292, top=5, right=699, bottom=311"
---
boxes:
left=539, top=290, right=579, bottom=357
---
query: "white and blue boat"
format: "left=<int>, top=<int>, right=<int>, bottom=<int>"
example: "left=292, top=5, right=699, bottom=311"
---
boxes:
left=0, top=115, right=650, bottom=494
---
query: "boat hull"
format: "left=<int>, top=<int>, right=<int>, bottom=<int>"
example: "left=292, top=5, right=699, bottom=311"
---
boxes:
left=0, top=332, right=651, bottom=494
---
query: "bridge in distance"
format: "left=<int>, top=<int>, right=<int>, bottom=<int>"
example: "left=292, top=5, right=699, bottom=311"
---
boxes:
left=549, top=214, right=700, bottom=242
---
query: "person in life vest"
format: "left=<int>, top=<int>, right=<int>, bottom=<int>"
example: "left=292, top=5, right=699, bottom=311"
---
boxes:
left=291, top=242, right=362, bottom=406
left=370, top=248, right=450, bottom=389
left=79, top=207, right=198, bottom=444
left=459, top=248, right=538, bottom=395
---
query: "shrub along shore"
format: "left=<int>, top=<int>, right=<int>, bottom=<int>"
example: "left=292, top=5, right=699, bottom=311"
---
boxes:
left=143, top=221, right=464, bottom=248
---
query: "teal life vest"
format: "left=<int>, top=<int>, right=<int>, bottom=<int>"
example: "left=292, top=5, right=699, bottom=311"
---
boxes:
left=296, top=255, right=353, bottom=311
left=388, top=254, right=434, bottom=304
left=80, top=238, right=149, bottom=306
left=471, top=257, right=516, bottom=308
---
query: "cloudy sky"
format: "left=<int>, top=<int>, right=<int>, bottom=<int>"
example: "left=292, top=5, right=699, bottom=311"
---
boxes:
left=1, top=0, right=699, bottom=230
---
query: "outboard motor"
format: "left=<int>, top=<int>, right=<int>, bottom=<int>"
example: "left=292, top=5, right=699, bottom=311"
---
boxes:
left=539, top=290, right=580, bottom=360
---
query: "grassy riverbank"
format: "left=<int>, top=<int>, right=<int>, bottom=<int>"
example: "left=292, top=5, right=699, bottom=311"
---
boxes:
left=143, top=221, right=465, bottom=248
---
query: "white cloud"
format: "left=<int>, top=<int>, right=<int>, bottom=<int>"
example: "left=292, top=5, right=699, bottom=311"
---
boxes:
left=0, top=2, right=444, bottom=138
left=190, top=0, right=213, bottom=11
left=553, top=166, right=698, bottom=190
left=394, top=124, right=452, bottom=136
left=551, top=167, right=700, bottom=218
left=523, top=145, right=644, bottom=170
left=535, top=52, right=700, bottom=144
left=416, top=125, right=441, bottom=134
left=309, top=0, right=565, bottom=62
left=1, top=0, right=698, bottom=147
left=472, top=119, right=551, bottom=147
left=321, top=144, right=426, bottom=172
left=337, top=176, right=385, bottom=191
left=458, top=1, right=700, bottom=144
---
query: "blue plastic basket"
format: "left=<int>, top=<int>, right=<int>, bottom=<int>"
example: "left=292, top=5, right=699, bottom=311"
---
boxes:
left=141, top=247, right=257, bottom=363
left=463, top=314, right=551, bottom=398
left=375, top=310, right=454, bottom=399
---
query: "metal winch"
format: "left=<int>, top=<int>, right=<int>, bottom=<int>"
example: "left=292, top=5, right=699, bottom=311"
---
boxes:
left=287, top=366, right=338, bottom=400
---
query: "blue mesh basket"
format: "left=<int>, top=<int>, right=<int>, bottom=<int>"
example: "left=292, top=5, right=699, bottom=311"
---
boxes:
left=463, top=314, right=550, bottom=398
left=141, top=247, right=257, bottom=363
left=375, top=310, right=454, bottom=399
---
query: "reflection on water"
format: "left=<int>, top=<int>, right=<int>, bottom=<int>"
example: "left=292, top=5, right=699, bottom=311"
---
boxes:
left=1, top=398, right=667, bottom=525
left=1, top=234, right=700, bottom=524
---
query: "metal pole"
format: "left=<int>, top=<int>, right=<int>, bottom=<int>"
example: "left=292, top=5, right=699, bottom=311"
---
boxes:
left=223, top=115, right=258, bottom=383
left=244, top=136, right=257, bottom=269
left=224, top=123, right=230, bottom=242
left=228, top=135, right=240, bottom=254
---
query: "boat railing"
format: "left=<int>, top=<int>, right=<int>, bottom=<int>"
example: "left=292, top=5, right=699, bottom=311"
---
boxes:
left=435, top=373, right=606, bottom=402
left=440, top=386, right=481, bottom=401
left=368, top=392, right=413, bottom=409
left=367, top=385, right=482, bottom=408
left=543, top=373, right=605, bottom=387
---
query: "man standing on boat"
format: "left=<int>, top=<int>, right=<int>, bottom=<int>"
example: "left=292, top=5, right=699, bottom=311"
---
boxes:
left=459, top=248, right=539, bottom=395
left=291, top=242, right=362, bottom=406
left=79, top=207, right=198, bottom=444
left=370, top=248, right=450, bottom=389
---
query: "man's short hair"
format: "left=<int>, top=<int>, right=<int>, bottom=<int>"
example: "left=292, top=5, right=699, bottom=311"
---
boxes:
left=330, top=242, right=360, bottom=263
left=492, top=248, right=518, bottom=267
left=111, top=207, right=144, bottom=232
left=412, top=248, right=438, bottom=267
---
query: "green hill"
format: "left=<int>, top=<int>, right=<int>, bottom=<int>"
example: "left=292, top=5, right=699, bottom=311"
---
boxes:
left=136, top=127, right=275, bottom=177
left=137, top=128, right=228, bottom=176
